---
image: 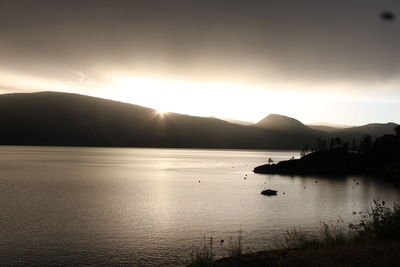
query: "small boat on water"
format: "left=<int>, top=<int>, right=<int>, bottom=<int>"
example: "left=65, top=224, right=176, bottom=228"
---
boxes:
left=261, top=189, right=278, bottom=196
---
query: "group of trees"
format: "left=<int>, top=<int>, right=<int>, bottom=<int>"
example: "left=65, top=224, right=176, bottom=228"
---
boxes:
left=300, top=125, right=400, bottom=158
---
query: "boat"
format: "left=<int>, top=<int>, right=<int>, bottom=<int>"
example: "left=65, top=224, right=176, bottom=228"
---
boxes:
left=261, top=189, right=278, bottom=196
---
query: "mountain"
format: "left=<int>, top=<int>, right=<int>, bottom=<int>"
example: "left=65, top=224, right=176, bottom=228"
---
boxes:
left=0, top=92, right=397, bottom=149
left=220, top=118, right=253, bottom=126
left=307, top=123, right=353, bottom=132
left=307, top=125, right=342, bottom=132
left=336, top=123, right=398, bottom=140
left=255, top=114, right=319, bottom=135
left=0, top=92, right=319, bottom=149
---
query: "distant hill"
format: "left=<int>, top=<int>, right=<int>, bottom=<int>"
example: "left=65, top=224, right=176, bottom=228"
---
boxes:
left=307, top=122, right=397, bottom=138
left=0, top=92, right=320, bottom=149
left=255, top=114, right=319, bottom=135
left=307, top=123, right=354, bottom=132
left=307, top=125, right=342, bottom=132
left=220, top=118, right=253, bottom=126
left=0, top=92, right=397, bottom=149
left=307, top=122, right=353, bottom=132
left=337, top=123, right=398, bottom=139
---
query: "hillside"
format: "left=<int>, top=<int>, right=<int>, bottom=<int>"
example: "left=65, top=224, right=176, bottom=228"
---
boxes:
left=0, top=92, right=319, bottom=149
left=337, top=123, right=399, bottom=139
left=0, top=92, right=397, bottom=149
left=307, top=125, right=343, bottom=132
left=255, top=114, right=320, bottom=135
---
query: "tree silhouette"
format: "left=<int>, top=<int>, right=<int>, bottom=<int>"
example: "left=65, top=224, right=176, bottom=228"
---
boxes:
left=359, top=134, right=372, bottom=154
left=394, top=125, right=400, bottom=137
left=351, top=139, right=358, bottom=152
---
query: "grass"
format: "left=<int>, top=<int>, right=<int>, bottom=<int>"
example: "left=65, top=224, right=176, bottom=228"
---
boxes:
left=189, top=200, right=400, bottom=266
left=189, top=230, right=245, bottom=267
left=189, top=236, right=214, bottom=267
left=229, top=230, right=244, bottom=257
left=280, top=200, right=400, bottom=250
left=282, top=218, right=351, bottom=249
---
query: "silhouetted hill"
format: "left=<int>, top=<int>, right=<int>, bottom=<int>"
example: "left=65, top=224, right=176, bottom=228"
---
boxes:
left=0, top=92, right=321, bottom=149
left=1, top=92, right=397, bottom=149
left=220, top=118, right=253, bottom=126
left=255, top=114, right=320, bottom=134
left=307, top=123, right=353, bottom=132
left=337, top=123, right=398, bottom=139
left=306, top=122, right=398, bottom=143
left=307, top=125, right=343, bottom=132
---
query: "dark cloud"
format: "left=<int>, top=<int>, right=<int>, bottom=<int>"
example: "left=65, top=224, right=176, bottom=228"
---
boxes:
left=1, top=0, right=400, bottom=88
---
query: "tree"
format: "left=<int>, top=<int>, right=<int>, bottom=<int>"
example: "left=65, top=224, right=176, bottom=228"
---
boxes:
left=317, top=138, right=327, bottom=151
left=351, top=139, right=358, bottom=152
left=300, top=146, right=309, bottom=157
left=334, top=137, right=343, bottom=148
left=394, top=125, right=400, bottom=137
left=329, top=138, right=335, bottom=150
left=359, top=134, right=372, bottom=154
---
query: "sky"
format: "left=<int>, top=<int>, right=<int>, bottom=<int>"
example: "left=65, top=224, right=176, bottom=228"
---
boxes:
left=0, top=0, right=399, bottom=125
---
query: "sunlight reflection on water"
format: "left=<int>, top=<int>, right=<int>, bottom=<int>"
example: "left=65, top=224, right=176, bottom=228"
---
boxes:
left=0, top=146, right=399, bottom=266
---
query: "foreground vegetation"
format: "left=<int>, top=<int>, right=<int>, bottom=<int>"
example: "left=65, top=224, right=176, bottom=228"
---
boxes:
left=189, top=200, right=400, bottom=266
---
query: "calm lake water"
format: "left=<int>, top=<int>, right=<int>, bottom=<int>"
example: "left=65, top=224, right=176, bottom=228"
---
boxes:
left=0, top=146, right=399, bottom=266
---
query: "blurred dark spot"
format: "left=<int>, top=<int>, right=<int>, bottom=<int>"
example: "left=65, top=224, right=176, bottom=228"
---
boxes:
left=381, top=11, right=395, bottom=21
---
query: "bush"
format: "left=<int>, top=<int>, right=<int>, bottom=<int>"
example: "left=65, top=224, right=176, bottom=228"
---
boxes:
left=355, top=200, right=400, bottom=241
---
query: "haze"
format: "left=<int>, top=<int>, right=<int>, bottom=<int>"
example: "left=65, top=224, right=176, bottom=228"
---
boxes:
left=0, top=0, right=399, bottom=125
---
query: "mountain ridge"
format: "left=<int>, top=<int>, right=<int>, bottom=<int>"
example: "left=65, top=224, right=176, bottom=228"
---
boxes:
left=0, top=91, right=397, bottom=149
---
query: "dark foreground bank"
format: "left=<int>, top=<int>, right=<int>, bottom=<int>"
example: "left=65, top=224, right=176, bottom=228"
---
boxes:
left=189, top=201, right=400, bottom=267
left=213, top=241, right=400, bottom=267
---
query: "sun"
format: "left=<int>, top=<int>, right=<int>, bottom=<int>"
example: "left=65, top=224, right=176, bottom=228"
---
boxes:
left=156, top=109, right=167, bottom=116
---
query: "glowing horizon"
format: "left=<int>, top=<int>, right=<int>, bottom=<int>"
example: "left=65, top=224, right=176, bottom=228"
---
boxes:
left=1, top=0, right=400, bottom=126
left=1, top=69, right=399, bottom=126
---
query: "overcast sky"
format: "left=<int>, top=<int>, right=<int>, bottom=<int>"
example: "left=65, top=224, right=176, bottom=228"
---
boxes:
left=1, top=0, right=399, bottom=125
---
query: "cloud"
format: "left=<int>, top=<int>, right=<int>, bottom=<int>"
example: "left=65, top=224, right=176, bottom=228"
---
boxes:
left=0, top=0, right=399, bottom=95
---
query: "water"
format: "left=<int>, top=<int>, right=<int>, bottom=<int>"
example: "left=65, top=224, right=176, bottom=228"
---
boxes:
left=0, top=146, right=399, bottom=266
